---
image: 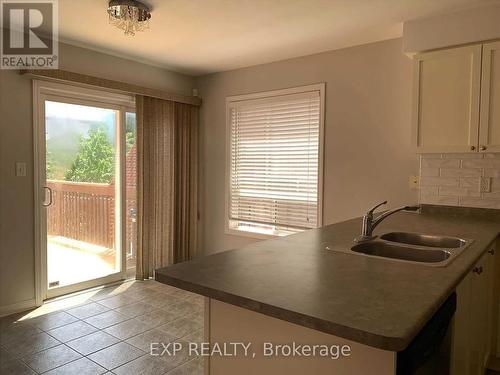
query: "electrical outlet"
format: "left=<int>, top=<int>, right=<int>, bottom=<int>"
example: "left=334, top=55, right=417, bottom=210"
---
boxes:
left=409, top=175, right=420, bottom=190
left=480, top=177, right=491, bottom=193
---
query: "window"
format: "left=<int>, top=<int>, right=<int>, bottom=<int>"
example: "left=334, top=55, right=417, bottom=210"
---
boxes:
left=226, top=84, right=324, bottom=237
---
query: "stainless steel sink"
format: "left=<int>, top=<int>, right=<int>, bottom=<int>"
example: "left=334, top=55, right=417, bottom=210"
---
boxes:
left=347, top=232, right=472, bottom=266
left=380, top=232, right=466, bottom=248
left=351, top=242, right=451, bottom=263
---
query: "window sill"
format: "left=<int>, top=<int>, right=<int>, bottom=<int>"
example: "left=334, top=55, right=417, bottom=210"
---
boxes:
left=224, top=227, right=280, bottom=240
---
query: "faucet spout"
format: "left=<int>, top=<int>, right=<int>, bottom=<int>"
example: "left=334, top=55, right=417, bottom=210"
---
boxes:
left=355, top=202, right=420, bottom=243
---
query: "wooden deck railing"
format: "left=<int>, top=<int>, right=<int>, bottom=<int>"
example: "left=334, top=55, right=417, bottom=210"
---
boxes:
left=46, top=180, right=136, bottom=250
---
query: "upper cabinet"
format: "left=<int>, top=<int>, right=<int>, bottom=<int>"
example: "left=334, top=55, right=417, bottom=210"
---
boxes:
left=413, top=45, right=482, bottom=153
left=480, top=41, right=500, bottom=153
left=414, top=42, right=500, bottom=153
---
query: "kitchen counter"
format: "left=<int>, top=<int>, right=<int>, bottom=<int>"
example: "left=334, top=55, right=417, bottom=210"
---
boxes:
left=155, top=206, right=500, bottom=351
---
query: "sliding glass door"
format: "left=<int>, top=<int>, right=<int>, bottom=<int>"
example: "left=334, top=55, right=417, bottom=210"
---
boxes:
left=35, top=81, right=136, bottom=299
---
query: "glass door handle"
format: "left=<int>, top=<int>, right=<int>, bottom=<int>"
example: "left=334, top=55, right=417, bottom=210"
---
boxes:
left=43, top=186, right=53, bottom=207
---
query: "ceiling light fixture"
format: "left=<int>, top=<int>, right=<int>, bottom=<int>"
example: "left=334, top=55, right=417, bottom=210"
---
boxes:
left=107, top=0, right=151, bottom=36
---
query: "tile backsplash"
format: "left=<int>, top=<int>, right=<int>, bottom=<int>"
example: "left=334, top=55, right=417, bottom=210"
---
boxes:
left=419, top=153, right=500, bottom=209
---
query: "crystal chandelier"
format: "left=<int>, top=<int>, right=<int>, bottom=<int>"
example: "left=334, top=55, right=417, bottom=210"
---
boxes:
left=107, top=0, right=151, bottom=36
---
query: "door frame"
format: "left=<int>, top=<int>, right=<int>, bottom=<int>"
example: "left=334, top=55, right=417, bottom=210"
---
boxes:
left=33, top=79, right=135, bottom=303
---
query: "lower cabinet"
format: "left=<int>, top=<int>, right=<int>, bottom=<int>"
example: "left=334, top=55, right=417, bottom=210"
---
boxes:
left=451, top=244, right=496, bottom=375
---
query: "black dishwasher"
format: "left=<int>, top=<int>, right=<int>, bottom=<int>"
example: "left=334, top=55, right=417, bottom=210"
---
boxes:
left=397, top=292, right=456, bottom=375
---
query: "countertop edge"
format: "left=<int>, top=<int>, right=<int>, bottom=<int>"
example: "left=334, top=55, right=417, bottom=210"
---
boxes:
left=155, top=272, right=408, bottom=351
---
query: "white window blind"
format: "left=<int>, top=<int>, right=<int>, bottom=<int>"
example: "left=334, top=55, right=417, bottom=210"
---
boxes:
left=227, top=89, right=322, bottom=236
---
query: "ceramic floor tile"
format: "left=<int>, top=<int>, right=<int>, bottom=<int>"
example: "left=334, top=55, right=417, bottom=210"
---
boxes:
left=115, top=301, right=156, bottom=318
left=135, top=308, right=179, bottom=328
left=146, top=294, right=184, bottom=309
left=29, top=311, right=79, bottom=331
left=88, top=282, right=147, bottom=301
left=166, top=356, right=204, bottom=375
left=166, top=300, right=200, bottom=317
left=44, top=357, right=107, bottom=375
left=66, top=330, right=120, bottom=356
left=152, top=342, right=192, bottom=370
left=103, top=318, right=154, bottom=340
left=115, top=282, right=151, bottom=293
left=144, top=281, right=175, bottom=292
left=183, top=294, right=205, bottom=307
left=83, top=310, right=131, bottom=329
left=126, top=327, right=177, bottom=352
left=0, top=347, right=14, bottom=363
left=0, top=323, right=42, bottom=346
left=22, top=344, right=81, bottom=373
left=113, top=352, right=189, bottom=375
left=1, top=281, right=203, bottom=375
left=180, top=328, right=204, bottom=345
left=0, top=312, right=34, bottom=331
left=87, top=342, right=144, bottom=370
left=185, top=307, right=204, bottom=321
left=47, top=321, right=98, bottom=342
left=134, top=288, right=168, bottom=300
left=158, top=315, right=203, bottom=339
left=164, top=288, right=193, bottom=300
left=97, top=293, right=143, bottom=309
left=88, top=286, right=123, bottom=302
left=0, top=357, right=36, bottom=375
left=65, top=302, right=110, bottom=320
left=2, top=331, right=61, bottom=357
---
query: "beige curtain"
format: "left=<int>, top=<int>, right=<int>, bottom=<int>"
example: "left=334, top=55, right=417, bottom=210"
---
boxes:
left=135, top=95, right=198, bottom=280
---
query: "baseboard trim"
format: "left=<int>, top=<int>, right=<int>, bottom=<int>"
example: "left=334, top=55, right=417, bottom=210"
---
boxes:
left=0, top=299, right=37, bottom=318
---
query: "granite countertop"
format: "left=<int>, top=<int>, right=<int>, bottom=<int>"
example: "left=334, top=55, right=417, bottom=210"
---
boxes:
left=155, top=206, right=500, bottom=351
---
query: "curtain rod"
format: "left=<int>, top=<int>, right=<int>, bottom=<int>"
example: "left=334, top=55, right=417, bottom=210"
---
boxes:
left=20, top=69, right=201, bottom=107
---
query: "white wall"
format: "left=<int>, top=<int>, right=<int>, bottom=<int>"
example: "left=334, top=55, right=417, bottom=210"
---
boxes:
left=403, top=2, right=500, bottom=53
left=0, top=42, right=195, bottom=313
left=195, top=38, right=419, bottom=255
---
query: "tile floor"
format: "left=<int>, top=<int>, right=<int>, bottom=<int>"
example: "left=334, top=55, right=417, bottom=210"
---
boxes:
left=0, top=280, right=204, bottom=374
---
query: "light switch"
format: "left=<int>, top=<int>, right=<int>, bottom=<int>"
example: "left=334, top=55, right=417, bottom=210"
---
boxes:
left=15, top=162, right=27, bottom=177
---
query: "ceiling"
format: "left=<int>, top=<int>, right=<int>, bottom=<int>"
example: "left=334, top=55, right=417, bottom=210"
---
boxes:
left=58, top=0, right=496, bottom=76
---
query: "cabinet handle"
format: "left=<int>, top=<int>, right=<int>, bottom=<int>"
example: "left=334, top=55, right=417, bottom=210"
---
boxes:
left=488, top=249, right=495, bottom=255
left=470, top=145, right=476, bottom=151
left=473, top=266, right=484, bottom=275
left=480, top=145, right=487, bottom=151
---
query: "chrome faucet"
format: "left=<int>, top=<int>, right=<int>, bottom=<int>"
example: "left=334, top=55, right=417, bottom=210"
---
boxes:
left=355, top=201, right=420, bottom=242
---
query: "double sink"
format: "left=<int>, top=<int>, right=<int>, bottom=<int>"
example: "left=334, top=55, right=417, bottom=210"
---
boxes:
left=351, top=232, right=472, bottom=266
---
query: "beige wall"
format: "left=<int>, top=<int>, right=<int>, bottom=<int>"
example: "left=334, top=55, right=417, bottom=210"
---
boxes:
left=403, top=2, right=500, bottom=53
left=0, top=42, right=194, bottom=312
left=195, top=38, right=419, bottom=255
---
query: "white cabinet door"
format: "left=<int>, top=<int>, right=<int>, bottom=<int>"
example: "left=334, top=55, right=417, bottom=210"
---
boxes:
left=413, top=45, right=482, bottom=153
left=451, top=249, right=496, bottom=375
left=480, top=41, right=500, bottom=153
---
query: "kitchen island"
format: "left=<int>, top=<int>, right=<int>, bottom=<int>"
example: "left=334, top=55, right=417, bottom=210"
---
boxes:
left=155, top=206, right=500, bottom=374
